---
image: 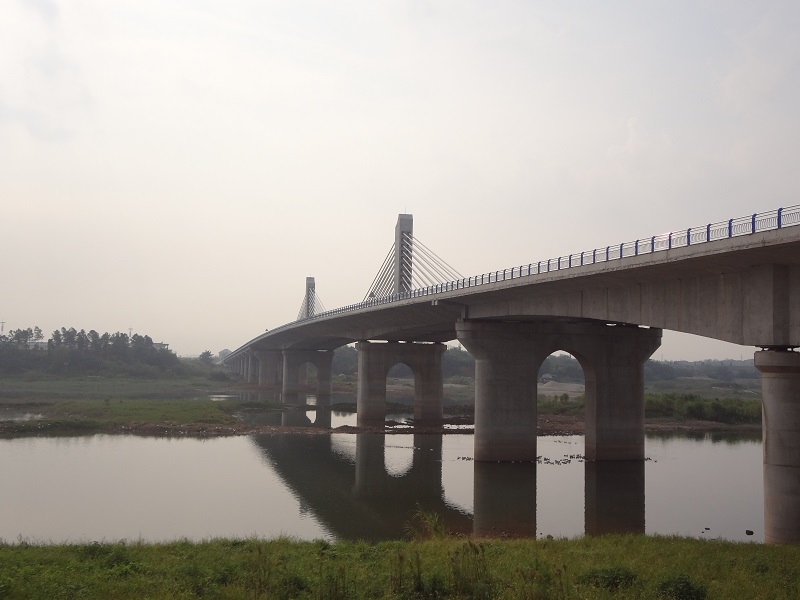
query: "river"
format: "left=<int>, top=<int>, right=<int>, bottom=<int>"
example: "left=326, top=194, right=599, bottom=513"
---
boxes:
left=0, top=412, right=763, bottom=544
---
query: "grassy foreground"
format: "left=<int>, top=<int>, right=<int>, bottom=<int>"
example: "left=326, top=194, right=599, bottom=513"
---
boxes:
left=0, top=536, right=797, bottom=599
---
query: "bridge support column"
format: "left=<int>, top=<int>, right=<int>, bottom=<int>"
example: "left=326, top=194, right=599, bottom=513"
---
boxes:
left=456, top=320, right=661, bottom=462
left=755, top=350, right=800, bottom=545
left=245, top=353, right=255, bottom=383
left=582, top=326, right=661, bottom=461
left=356, top=341, right=445, bottom=425
left=456, top=322, right=543, bottom=462
left=282, top=350, right=334, bottom=407
left=254, top=350, right=282, bottom=387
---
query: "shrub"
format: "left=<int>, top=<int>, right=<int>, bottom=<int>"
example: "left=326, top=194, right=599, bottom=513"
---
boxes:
left=654, top=573, right=707, bottom=600
left=577, top=565, right=638, bottom=591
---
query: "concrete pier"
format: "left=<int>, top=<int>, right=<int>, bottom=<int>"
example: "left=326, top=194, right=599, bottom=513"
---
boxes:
left=254, top=350, right=282, bottom=387
left=456, top=320, right=661, bottom=462
left=281, top=349, right=334, bottom=407
left=356, top=341, right=445, bottom=425
left=755, top=350, right=800, bottom=545
left=456, top=322, right=542, bottom=462
left=245, top=353, right=255, bottom=383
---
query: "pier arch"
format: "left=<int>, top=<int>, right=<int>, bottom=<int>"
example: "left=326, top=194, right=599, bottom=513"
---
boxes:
left=456, top=319, right=661, bottom=462
left=355, top=341, right=446, bottom=425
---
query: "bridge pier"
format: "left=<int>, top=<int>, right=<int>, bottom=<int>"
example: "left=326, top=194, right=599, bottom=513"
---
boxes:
left=755, top=349, right=800, bottom=545
left=245, top=353, right=255, bottom=383
left=254, top=350, right=282, bottom=387
left=456, top=320, right=661, bottom=462
left=281, top=350, right=334, bottom=407
left=356, top=341, right=445, bottom=425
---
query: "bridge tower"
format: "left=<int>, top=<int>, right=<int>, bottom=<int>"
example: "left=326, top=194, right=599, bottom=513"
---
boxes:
left=394, top=214, right=413, bottom=294
left=303, top=277, right=315, bottom=318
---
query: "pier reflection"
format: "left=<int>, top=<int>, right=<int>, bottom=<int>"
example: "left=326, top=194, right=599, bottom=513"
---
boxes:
left=252, top=424, right=647, bottom=540
left=234, top=394, right=333, bottom=428
left=584, top=460, right=645, bottom=536
left=473, top=462, right=537, bottom=537
left=252, top=432, right=472, bottom=540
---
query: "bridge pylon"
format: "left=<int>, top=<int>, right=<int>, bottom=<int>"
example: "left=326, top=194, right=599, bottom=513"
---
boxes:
left=300, top=277, right=316, bottom=319
left=394, top=214, right=413, bottom=294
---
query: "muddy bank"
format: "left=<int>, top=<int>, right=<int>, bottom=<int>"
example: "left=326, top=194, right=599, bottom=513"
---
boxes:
left=0, top=411, right=760, bottom=439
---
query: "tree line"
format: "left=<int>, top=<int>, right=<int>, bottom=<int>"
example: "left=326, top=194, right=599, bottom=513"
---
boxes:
left=0, top=326, right=179, bottom=376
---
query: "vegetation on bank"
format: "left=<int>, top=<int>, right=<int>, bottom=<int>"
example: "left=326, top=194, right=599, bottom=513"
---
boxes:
left=0, top=333, right=764, bottom=434
left=0, top=326, right=185, bottom=376
left=538, top=393, right=762, bottom=425
left=0, top=535, right=797, bottom=599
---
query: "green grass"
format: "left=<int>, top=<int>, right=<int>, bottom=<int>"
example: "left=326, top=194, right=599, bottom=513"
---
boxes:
left=0, top=374, right=296, bottom=435
left=536, top=393, right=762, bottom=425
left=644, top=393, right=761, bottom=424
left=0, top=536, right=797, bottom=599
left=0, top=398, right=248, bottom=436
left=0, top=374, right=229, bottom=401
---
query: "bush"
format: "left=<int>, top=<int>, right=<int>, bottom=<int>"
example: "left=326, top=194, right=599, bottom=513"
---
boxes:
left=654, top=574, right=707, bottom=600
left=209, top=370, right=229, bottom=381
left=578, top=565, right=638, bottom=591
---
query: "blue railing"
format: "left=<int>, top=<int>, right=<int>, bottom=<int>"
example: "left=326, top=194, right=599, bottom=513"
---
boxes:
left=259, top=205, right=800, bottom=339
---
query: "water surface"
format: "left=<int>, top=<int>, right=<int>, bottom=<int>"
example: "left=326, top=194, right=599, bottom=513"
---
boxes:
left=0, top=429, right=763, bottom=544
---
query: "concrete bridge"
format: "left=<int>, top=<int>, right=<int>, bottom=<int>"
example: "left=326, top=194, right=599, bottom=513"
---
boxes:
left=226, top=206, right=800, bottom=544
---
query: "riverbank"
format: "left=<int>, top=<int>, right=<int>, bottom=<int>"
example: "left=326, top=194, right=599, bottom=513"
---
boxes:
left=0, top=405, right=761, bottom=439
left=0, top=535, right=796, bottom=599
left=0, top=374, right=762, bottom=439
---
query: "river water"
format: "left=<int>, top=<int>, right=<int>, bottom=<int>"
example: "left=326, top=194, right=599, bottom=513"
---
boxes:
left=0, top=411, right=763, bottom=544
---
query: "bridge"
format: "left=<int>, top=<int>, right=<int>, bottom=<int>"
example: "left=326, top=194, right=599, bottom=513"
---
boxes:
left=226, top=206, right=800, bottom=544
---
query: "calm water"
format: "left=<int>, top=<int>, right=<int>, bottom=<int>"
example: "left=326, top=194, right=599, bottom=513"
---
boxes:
left=0, top=415, right=764, bottom=544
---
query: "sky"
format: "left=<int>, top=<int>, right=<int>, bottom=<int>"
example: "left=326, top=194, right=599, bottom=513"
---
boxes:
left=1, top=1, right=798, bottom=360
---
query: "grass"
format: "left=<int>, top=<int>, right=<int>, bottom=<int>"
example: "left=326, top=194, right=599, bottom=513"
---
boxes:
left=0, top=535, right=797, bottom=599
left=0, top=374, right=294, bottom=435
left=0, top=372, right=764, bottom=437
left=536, top=393, right=762, bottom=425
left=644, top=393, right=761, bottom=424
left=0, top=374, right=230, bottom=401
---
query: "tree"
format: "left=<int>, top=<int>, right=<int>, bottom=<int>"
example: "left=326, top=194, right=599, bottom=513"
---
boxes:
left=11, top=328, right=33, bottom=348
left=332, top=346, right=358, bottom=375
left=199, top=350, right=215, bottom=366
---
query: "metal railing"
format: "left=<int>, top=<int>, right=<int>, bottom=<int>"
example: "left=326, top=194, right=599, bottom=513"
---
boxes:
left=255, top=205, right=800, bottom=341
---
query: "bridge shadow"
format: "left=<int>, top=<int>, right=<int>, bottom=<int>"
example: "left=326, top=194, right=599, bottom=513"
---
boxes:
left=250, top=431, right=646, bottom=541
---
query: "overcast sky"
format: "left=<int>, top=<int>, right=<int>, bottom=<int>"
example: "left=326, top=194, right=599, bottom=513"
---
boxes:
left=2, top=1, right=798, bottom=360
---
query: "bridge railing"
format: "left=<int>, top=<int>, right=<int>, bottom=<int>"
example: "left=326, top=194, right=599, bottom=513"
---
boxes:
left=259, top=205, right=800, bottom=338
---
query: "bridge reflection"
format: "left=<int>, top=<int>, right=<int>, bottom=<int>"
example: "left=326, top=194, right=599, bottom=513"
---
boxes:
left=250, top=424, right=645, bottom=541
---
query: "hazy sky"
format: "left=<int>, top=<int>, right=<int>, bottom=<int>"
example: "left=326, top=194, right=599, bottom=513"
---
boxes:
left=2, top=1, right=798, bottom=359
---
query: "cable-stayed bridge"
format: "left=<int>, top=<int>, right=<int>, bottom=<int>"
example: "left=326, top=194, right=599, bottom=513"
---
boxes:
left=226, top=206, right=800, bottom=545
